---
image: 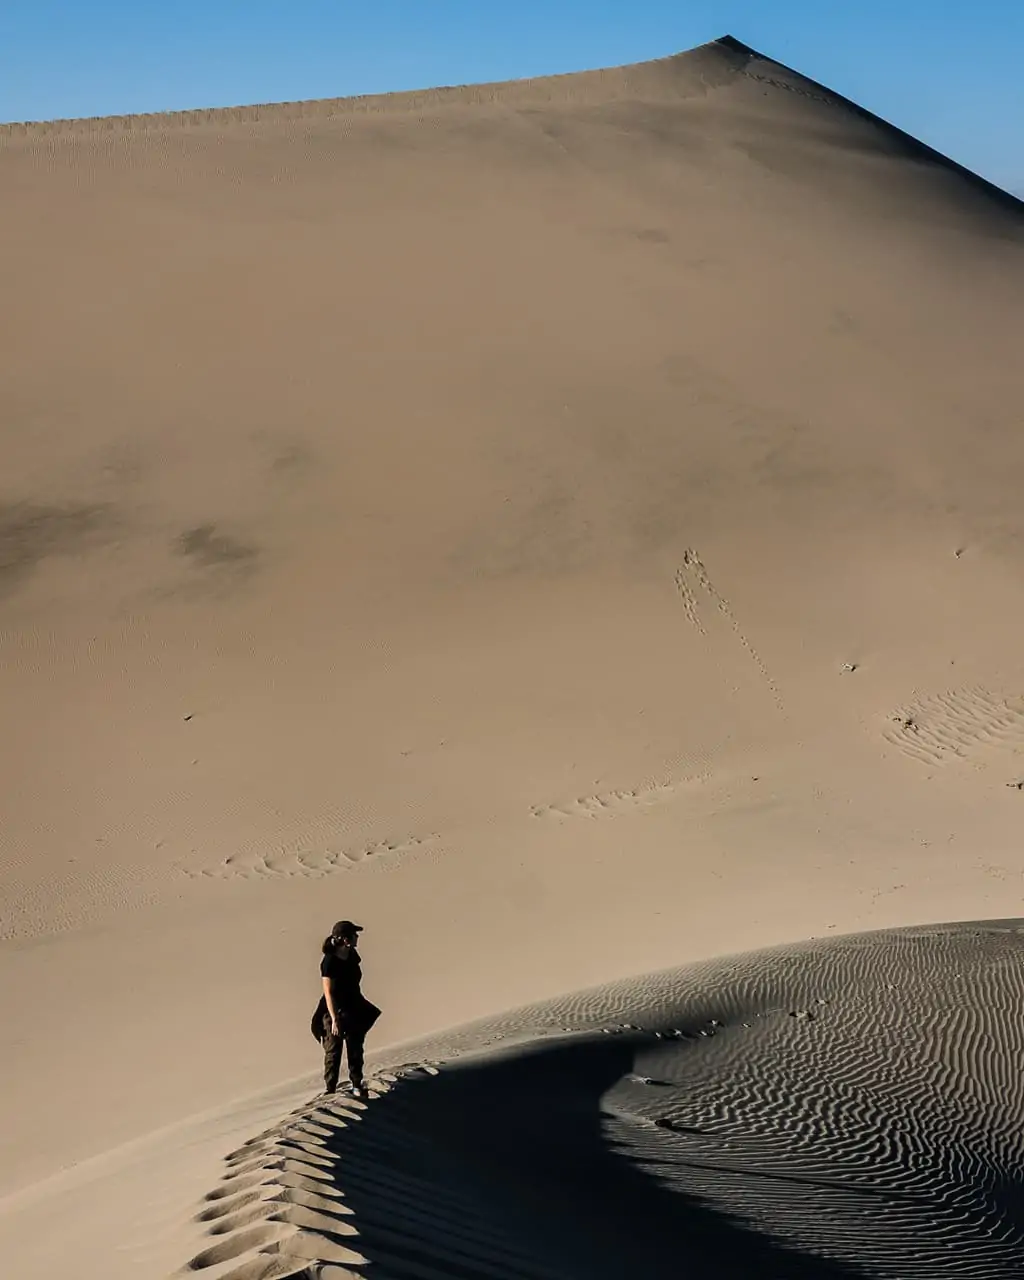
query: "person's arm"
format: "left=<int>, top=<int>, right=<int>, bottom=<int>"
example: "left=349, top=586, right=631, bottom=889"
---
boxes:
left=322, top=976, right=339, bottom=1033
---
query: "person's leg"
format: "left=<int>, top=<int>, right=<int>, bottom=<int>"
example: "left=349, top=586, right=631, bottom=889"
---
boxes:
left=322, top=1012, right=342, bottom=1093
left=344, top=1028, right=366, bottom=1087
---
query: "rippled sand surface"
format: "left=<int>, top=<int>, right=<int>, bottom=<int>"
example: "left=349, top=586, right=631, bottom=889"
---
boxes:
left=185, top=922, right=1024, bottom=1279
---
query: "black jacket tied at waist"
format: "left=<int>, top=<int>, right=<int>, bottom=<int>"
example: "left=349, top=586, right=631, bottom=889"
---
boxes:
left=311, top=993, right=381, bottom=1041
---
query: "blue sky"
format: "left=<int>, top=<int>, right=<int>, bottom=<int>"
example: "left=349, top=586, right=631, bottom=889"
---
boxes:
left=2, top=1, right=1021, bottom=195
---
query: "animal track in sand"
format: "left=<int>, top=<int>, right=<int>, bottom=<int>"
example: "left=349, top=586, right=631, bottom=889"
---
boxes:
left=882, top=686, right=1024, bottom=767
left=673, top=560, right=705, bottom=634
left=674, top=548, right=783, bottom=709
left=184, top=833, right=438, bottom=882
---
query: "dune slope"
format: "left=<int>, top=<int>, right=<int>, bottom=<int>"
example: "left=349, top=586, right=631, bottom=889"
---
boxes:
left=2, top=32, right=1024, bottom=1279
left=184, top=922, right=1024, bottom=1279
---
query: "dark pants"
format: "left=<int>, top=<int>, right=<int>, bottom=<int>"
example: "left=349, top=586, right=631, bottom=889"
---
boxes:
left=322, top=1010, right=366, bottom=1091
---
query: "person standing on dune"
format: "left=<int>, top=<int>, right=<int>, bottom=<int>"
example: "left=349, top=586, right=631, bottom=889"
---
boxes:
left=313, top=920, right=381, bottom=1096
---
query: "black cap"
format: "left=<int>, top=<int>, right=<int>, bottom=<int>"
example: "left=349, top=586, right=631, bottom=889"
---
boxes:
left=332, top=920, right=362, bottom=938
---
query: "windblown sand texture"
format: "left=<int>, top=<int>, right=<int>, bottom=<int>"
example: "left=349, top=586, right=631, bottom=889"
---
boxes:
left=2, top=34, right=1024, bottom=1278
left=183, top=923, right=1024, bottom=1279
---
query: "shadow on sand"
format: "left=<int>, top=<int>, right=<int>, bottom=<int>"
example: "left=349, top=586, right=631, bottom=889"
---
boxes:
left=314, top=1036, right=864, bottom=1279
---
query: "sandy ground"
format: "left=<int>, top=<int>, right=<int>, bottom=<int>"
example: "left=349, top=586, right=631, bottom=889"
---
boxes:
left=1, top=34, right=1023, bottom=1277
left=177, top=922, right=1024, bottom=1278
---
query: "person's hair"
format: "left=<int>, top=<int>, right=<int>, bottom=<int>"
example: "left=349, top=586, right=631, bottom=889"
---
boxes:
left=322, top=930, right=357, bottom=954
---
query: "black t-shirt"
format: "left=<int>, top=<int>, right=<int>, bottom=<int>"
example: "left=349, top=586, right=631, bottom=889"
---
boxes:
left=320, top=947, right=362, bottom=1012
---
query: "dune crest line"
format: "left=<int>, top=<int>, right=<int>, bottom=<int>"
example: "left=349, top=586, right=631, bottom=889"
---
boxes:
left=180, top=923, right=1024, bottom=1279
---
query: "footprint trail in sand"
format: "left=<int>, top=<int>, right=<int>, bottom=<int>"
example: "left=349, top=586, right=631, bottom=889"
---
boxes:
left=180, top=922, right=1024, bottom=1279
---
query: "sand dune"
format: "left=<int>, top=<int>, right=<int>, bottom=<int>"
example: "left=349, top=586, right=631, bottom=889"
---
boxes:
left=182, top=922, right=1024, bottom=1279
left=2, top=32, right=1024, bottom=1278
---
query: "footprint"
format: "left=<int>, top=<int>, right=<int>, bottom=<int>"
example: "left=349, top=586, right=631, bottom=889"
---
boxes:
left=195, top=1190, right=264, bottom=1221
left=205, top=1203, right=279, bottom=1235
left=187, top=1223, right=288, bottom=1270
left=530, top=776, right=703, bottom=821
left=674, top=549, right=783, bottom=710
left=182, top=833, right=439, bottom=881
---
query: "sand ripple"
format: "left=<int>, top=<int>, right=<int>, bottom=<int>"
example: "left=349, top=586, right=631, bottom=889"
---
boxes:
left=180, top=921, right=1024, bottom=1278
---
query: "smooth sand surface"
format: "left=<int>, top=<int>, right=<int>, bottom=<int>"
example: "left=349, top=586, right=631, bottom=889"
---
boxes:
left=2, top=33, right=1024, bottom=1276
